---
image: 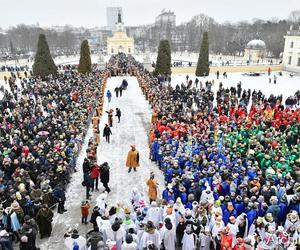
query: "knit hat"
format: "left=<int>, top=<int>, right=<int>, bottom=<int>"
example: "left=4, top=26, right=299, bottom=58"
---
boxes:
left=125, top=233, right=133, bottom=244
left=111, top=218, right=121, bottom=232
left=21, top=235, right=28, bottom=243
left=164, top=218, right=173, bottom=230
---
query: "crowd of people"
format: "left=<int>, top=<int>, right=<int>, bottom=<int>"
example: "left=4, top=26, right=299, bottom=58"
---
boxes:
left=136, top=56, right=300, bottom=249
left=58, top=54, right=300, bottom=250
left=0, top=65, right=108, bottom=249
left=1, top=52, right=300, bottom=250
left=0, top=65, right=29, bottom=73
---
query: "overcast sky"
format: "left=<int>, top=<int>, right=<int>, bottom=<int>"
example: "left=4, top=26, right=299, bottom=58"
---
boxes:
left=0, top=0, right=299, bottom=28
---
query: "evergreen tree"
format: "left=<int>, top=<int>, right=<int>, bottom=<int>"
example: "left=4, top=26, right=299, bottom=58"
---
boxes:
left=196, top=32, right=210, bottom=76
left=33, top=34, right=57, bottom=78
left=78, top=40, right=92, bottom=74
left=154, top=40, right=171, bottom=75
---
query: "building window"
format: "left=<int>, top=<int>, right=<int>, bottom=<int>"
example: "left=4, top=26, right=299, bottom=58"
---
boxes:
left=288, top=56, right=292, bottom=65
left=298, top=58, right=300, bottom=67
left=290, top=41, right=294, bottom=48
left=128, top=48, right=131, bottom=53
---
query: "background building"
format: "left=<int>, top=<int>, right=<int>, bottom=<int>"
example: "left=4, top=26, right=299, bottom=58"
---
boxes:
left=283, top=25, right=300, bottom=73
left=155, top=10, right=176, bottom=28
left=107, top=7, right=123, bottom=31
left=107, top=12, right=134, bottom=55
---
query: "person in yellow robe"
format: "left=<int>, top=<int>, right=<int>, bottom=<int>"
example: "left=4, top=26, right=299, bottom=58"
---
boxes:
left=146, top=172, right=158, bottom=203
left=126, top=145, right=139, bottom=173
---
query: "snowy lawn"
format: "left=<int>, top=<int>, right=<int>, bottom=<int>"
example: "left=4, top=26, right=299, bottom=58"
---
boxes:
left=170, top=71, right=299, bottom=101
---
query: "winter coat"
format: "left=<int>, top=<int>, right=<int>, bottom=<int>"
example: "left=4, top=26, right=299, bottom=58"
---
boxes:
left=220, top=233, right=233, bottom=250
left=36, top=208, right=53, bottom=237
left=0, top=235, right=13, bottom=250
left=126, top=149, right=139, bottom=168
left=176, top=222, right=186, bottom=245
left=100, top=165, right=110, bottom=184
left=146, top=178, right=157, bottom=201
left=9, top=212, right=21, bottom=232
left=81, top=203, right=90, bottom=217
left=103, top=127, right=112, bottom=137
left=90, top=165, right=100, bottom=179
left=83, top=173, right=93, bottom=188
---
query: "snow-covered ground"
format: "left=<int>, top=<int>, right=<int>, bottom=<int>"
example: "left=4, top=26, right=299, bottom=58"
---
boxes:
left=133, top=52, right=281, bottom=66
left=38, top=76, right=165, bottom=249
left=97, top=76, right=165, bottom=206
left=170, top=71, right=300, bottom=101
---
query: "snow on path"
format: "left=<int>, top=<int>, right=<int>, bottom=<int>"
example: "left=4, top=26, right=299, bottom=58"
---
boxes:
left=38, top=76, right=165, bottom=249
left=97, top=76, right=165, bottom=206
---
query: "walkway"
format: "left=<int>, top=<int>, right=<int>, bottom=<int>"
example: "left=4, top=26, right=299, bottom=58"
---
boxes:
left=39, top=76, right=165, bottom=249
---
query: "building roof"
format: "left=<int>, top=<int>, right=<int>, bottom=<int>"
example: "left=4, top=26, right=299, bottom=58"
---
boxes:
left=246, top=39, right=266, bottom=49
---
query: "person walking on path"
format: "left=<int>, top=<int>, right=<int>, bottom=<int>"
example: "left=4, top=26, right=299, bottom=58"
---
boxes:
left=114, top=87, right=119, bottom=97
left=106, top=90, right=112, bottom=103
left=146, top=172, right=158, bottom=203
left=103, top=124, right=112, bottom=143
left=126, top=145, right=139, bottom=173
left=106, top=109, right=113, bottom=127
left=115, top=108, right=121, bottom=123
left=119, top=86, right=123, bottom=97
left=100, top=162, right=111, bottom=193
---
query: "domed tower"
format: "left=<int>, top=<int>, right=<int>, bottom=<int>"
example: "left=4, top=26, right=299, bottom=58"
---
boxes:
left=244, top=39, right=267, bottom=63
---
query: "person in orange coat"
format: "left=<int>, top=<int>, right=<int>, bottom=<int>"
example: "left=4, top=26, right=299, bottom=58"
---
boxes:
left=80, top=200, right=90, bottom=224
left=220, top=226, right=233, bottom=250
left=146, top=172, right=158, bottom=203
left=126, top=145, right=139, bottom=173
left=233, top=238, right=246, bottom=250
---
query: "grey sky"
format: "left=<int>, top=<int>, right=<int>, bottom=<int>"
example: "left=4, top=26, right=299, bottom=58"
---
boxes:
left=0, top=0, right=299, bottom=28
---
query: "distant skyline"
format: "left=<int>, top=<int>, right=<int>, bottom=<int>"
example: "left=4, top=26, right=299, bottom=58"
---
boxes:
left=0, top=0, right=299, bottom=28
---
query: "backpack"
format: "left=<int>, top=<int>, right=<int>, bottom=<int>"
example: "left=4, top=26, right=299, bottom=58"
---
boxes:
left=72, top=240, right=79, bottom=250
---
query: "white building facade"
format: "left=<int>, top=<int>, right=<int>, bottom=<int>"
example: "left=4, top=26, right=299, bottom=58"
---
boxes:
left=283, top=27, right=300, bottom=73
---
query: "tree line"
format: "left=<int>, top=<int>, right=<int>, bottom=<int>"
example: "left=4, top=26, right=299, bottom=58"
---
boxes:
left=0, top=25, right=89, bottom=59
left=132, top=10, right=300, bottom=57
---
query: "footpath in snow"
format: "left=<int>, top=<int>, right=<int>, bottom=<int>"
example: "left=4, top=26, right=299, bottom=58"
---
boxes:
left=97, top=76, right=165, bottom=205
left=39, top=76, right=165, bottom=249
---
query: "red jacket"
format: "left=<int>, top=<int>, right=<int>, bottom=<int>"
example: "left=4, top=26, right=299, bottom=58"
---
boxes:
left=90, top=165, right=100, bottom=179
